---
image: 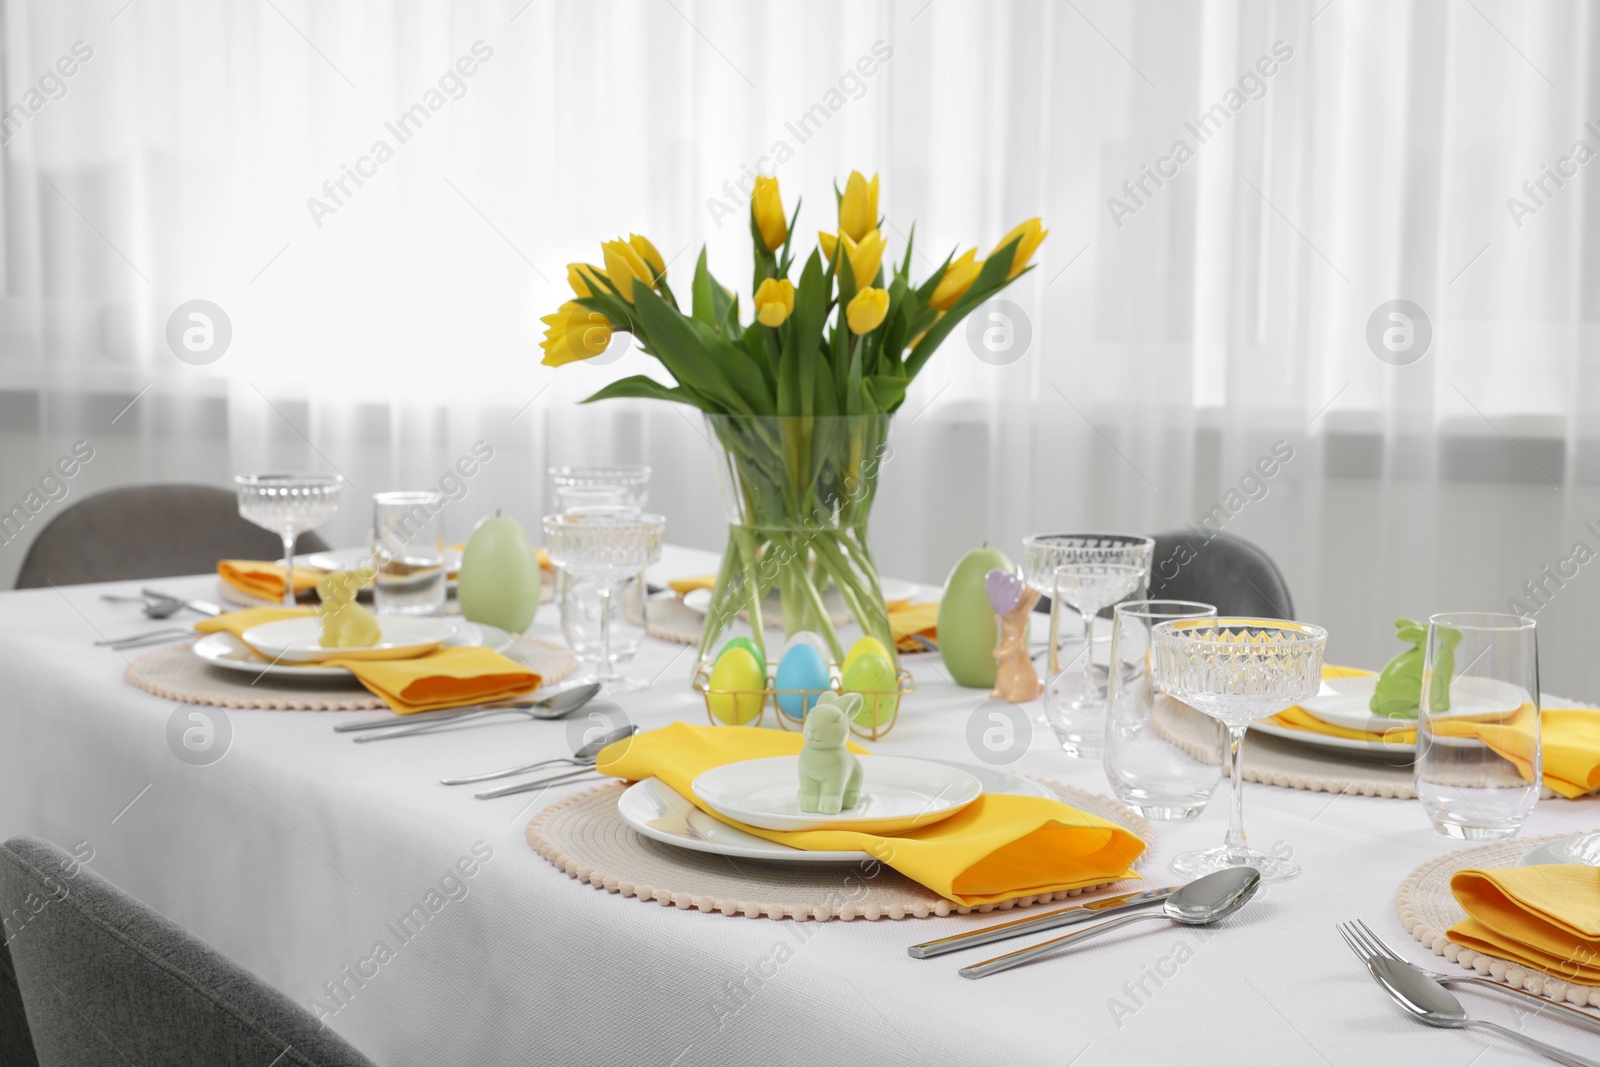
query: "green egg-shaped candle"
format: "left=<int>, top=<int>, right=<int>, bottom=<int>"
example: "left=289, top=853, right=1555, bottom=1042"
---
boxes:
left=843, top=651, right=898, bottom=728
left=456, top=513, right=541, bottom=633
left=937, top=546, right=1014, bottom=688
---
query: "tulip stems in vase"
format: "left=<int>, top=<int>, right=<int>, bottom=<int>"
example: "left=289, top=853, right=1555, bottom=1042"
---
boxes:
left=536, top=169, right=1047, bottom=674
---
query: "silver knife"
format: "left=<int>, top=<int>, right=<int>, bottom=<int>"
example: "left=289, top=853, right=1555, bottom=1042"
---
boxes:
left=907, top=885, right=1180, bottom=959
left=141, top=588, right=223, bottom=617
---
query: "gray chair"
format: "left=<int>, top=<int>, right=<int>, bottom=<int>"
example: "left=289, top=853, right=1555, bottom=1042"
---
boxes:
left=14, top=484, right=330, bottom=589
left=0, top=837, right=376, bottom=1067
left=0, top=933, right=38, bottom=1067
left=1145, top=530, right=1296, bottom=618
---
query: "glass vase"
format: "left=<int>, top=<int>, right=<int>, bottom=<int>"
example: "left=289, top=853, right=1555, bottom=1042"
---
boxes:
left=697, top=414, right=895, bottom=671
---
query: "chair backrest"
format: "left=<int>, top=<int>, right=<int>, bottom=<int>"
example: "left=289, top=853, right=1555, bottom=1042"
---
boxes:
left=1145, top=530, right=1296, bottom=619
left=14, top=484, right=330, bottom=589
left=0, top=934, right=39, bottom=1067
left=0, top=837, right=375, bottom=1067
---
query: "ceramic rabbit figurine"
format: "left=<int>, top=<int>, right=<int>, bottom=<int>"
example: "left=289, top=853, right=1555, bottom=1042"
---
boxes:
left=988, top=567, right=1043, bottom=702
left=797, top=693, right=863, bottom=814
left=1370, top=617, right=1427, bottom=717
left=316, top=568, right=382, bottom=649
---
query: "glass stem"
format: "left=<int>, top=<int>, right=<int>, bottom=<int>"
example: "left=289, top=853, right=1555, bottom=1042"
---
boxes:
left=596, top=583, right=617, bottom=683
left=1080, top=612, right=1096, bottom=705
left=1224, top=724, right=1249, bottom=861
left=281, top=530, right=297, bottom=607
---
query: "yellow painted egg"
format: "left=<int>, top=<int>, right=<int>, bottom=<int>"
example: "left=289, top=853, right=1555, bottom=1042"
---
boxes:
left=842, top=635, right=891, bottom=675
left=708, top=646, right=765, bottom=725
left=842, top=651, right=898, bottom=728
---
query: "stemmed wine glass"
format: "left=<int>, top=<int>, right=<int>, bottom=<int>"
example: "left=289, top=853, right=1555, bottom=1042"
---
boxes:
left=1151, top=617, right=1327, bottom=883
left=234, top=473, right=343, bottom=605
left=1022, top=533, right=1155, bottom=697
left=544, top=507, right=664, bottom=693
left=1053, top=562, right=1148, bottom=713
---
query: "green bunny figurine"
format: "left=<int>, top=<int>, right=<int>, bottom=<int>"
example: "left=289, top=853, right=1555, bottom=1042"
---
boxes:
left=1370, top=617, right=1460, bottom=717
left=1370, top=618, right=1426, bottom=718
left=797, top=693, right=864, bottom=815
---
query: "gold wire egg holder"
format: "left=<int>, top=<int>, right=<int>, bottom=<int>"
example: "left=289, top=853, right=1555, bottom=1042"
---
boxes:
left=691, top=664, right=915, bottom=741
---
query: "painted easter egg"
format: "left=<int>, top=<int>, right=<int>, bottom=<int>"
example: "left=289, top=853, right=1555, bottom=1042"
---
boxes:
left=843, top=651, right=898, bottom=728
left=775, top=642, right=830, bottom=719
left=782, top=630, right=832, bottom=662
left=842, top=635, right=891, bottom=676
left=708, top=646, right=764, bottom=725
left=718, top=636, right=765, bottom=671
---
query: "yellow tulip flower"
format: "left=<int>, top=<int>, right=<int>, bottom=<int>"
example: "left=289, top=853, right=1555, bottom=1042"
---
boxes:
left=818, top=229, right=885, bottom=287
left=754, top=278, right=795, bottom=327
left=601, top=238, right=656, bottom=303
left=628, top=233, right=667, bottom=284
left=929, top=249, right=981, bottom=310
left=540, top=302, right=613, bottom=367
left=752, top=176, right=787, bottom=252
left=567, top=263, right=607, bottom=298
left=989, top=218, right=1048, bottom=279
left=846, top=287, right=890, bottom=334
left=839, top=170, right=879, bottom=242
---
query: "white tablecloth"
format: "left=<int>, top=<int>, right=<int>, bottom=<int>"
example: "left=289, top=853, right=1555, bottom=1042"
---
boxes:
left=1, top=545, right=1596, bottom=1067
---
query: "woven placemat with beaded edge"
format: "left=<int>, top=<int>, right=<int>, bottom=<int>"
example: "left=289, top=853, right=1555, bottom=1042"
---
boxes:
left=525, top=778, right=1154, bottom=921
left=123, top=634, right=576, bottom=711
left=1396, top=832, right=1600, bottom=1009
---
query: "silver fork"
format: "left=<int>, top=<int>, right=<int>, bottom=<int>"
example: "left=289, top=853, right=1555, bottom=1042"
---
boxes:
left=1340, top=919, right=1600, bottom=1034
left=95, top=627, right=195, bottom=650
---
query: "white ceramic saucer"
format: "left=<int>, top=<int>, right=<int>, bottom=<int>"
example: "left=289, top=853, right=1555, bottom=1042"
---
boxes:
left=619, top=762, right=1049, bottom=865
left=1519, top=833, right=1600, bottom=867
left=238, top=616, right=459, bottom=664
left=690, top=755, right=981, bottom=833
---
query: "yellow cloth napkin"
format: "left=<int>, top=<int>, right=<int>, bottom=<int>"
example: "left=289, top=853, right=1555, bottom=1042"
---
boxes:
left=596, top=723, right=1145, bottom=906
left=217, top=560, right=321, bottom=602
left=321, top=648, right=542, bottom=714
left=884, top=598, right=939, bottom=654
left=669, top=574, right=716, bottom=595
left=1448, top=865, right=1600, bottom=985
left=1264, top=664, right=1600, bottom=798
left=194, top=606, right=316, bottom=638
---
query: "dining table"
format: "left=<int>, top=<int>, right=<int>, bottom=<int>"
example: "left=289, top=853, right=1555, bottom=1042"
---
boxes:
left=1, top=543, right=1596, bottom=1067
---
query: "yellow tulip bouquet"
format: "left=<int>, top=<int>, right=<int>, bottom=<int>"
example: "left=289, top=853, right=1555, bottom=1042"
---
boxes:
left=541, top=171, right=1046, bottom=667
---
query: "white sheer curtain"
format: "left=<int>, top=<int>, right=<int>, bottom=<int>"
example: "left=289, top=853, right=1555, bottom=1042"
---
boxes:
left=2, top=0, right=1598, bottom=693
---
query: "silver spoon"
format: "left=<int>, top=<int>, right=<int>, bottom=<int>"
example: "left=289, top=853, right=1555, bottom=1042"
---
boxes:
left=959, top=865, right=1262, bottom=979
left=469, top=723, right=638, bottom=799
left=100, top=594, right=184, bottom=619
left=346, top=682, right=602, bottom=741
left=1364, top=955, right=1599, bottom=1067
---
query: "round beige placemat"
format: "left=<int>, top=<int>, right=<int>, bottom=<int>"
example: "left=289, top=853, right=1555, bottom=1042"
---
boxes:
left=1396, top=832, right=1600, bottom=1008
left=525, top=779, right=1154, bottom=921
left=123, top=634, right=576, bottom=711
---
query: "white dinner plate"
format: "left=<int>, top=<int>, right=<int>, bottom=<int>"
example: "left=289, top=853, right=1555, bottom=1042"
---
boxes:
left=620, top=762, right=1051, bottom=865
left=1300, top=674, right=1533, bottom=734
left=192, top=622, right=506, bottom=680
left=1519, top=833, right=1600, bottom=867
left=303, top=546, right=463, bottom=577
left=239, top=616, right=459, bottom=663
left=681, top=578, right=920, bottom=616
left=690, top=755, right=982, bottom=833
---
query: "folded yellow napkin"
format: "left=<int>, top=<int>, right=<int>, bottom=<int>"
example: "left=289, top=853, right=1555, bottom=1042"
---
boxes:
left=1265, top=664, right=1600, bottom=797
left=194, top=606, right=316, bottom=638
left=195, top=608, right=540, bottom=713
left=669, top=574, right=716, bottom=595
left=320, top=648, right=542, bottom=713
left=597, top=723, right=1145, bottom=906
left=884, top=598, right=939, bottom=654
left=1448, top=865, right=1600, bottom=985
left=217, top=560, right=322, bottom=602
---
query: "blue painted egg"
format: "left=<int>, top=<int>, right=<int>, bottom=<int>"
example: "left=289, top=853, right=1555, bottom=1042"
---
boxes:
left=775, top=642, right=830, bottom=719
